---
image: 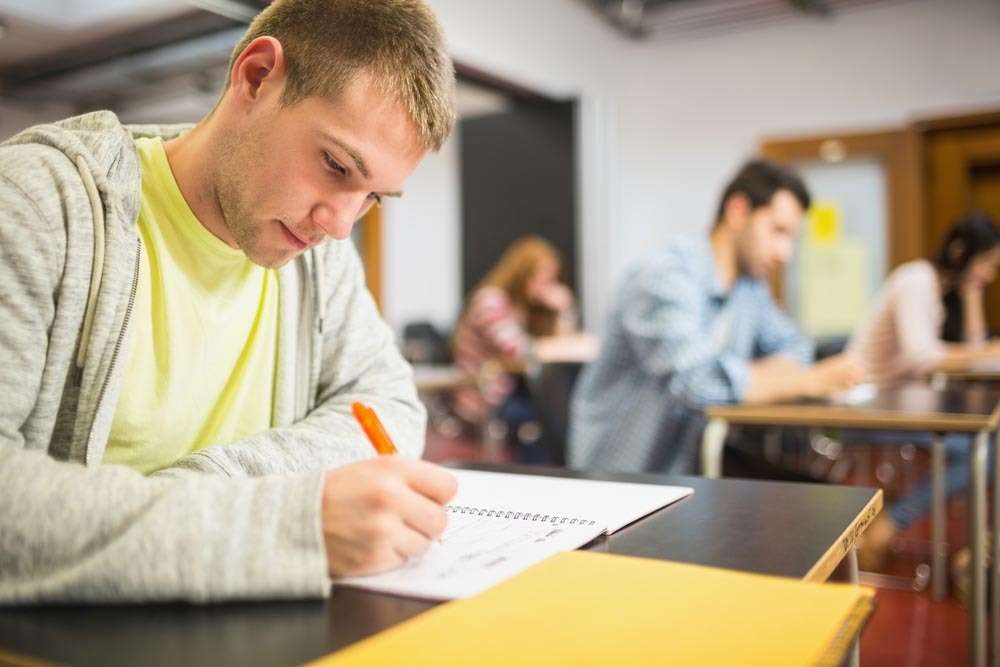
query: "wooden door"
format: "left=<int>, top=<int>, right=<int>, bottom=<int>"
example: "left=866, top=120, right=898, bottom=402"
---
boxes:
left=351, top=207, right=383, bottom=310
left=923, top=117, right=1000, bottom=333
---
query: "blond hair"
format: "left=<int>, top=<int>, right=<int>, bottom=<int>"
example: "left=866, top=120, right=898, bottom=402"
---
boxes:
left=229, top=0, right=455, bottom=151
left=474, top=236, right=565, bottom=337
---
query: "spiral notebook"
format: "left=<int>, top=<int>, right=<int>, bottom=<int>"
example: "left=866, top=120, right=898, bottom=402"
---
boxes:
left=336, top=470, right=692, bottom=600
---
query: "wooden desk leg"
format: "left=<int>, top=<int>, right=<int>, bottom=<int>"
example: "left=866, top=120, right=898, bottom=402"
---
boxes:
left=701, top=418, right=728, bottom=479
left=931, top=433, right=947, bottom=601
left=969, top=429, right=989, bottom=667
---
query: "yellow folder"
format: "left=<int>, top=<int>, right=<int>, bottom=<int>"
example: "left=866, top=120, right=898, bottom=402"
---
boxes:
left=312, top=551, right=875, bottom=667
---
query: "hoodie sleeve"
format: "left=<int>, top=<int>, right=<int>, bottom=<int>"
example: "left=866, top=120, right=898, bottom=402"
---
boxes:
left=163, top=241, right=427, bottom=478
left=0, top=449, right=329, bottom=603
left=0, top=161, right=330, bottom=603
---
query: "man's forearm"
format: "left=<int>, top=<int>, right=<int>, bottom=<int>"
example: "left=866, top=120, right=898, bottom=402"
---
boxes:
left=0, top=448, right=329, bottom=603
left=743, top=357, right=813, bottom=404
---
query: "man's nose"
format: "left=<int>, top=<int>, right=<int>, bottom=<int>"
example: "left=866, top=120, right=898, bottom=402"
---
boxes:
left=311, top=193, right=370, bottom=240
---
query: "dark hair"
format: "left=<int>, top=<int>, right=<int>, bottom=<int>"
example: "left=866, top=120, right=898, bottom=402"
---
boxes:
left=713, top=159, right=811, bottom=227
left=936, top=212, right=1000, bottom=342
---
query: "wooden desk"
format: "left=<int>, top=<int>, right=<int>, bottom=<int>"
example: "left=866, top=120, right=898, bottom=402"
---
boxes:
left=934, top=368, right=1000, bottom=385
left=411, top=364, right=475, bottom=394
left=704, top=382, right=1000, bottom=667
left=0, top=465, right=880, bottom=667
left=532, top=332, right=599, bottom=364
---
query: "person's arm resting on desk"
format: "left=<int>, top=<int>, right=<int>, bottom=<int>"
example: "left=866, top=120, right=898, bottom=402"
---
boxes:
left=890, top=268, right=1000, bottom=374
left=743, top=290, right=860, bottom=403
left=620, top=260, right=858, bottom=407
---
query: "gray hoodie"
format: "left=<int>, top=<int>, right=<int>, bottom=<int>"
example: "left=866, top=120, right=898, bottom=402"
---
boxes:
left=0, top=111, right=426, bottom=603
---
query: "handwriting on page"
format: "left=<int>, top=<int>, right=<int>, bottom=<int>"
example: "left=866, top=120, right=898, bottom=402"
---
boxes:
left=337, top=511, right=602, bottom=600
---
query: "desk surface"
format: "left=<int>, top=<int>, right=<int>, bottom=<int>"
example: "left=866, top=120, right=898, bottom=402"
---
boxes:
left=0, top=465, right=881, bottom=667
left=411, top=364, right=475, bottom=393
left=937, top=368, right=1000, bottom=383
left=707, top=381, right=1000, bottom=432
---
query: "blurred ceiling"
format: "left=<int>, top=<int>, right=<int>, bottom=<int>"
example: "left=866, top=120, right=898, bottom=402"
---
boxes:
left=0, top=0, right=511, bottom=122
left=0, top=0, right=901, bottom=116
left=578, top=0, right=908, bottom=38
left=0, top=1, right=264, bottom=95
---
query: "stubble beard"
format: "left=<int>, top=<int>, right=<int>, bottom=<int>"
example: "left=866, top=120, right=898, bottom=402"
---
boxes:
left=213, top=131, right=288, bottom=269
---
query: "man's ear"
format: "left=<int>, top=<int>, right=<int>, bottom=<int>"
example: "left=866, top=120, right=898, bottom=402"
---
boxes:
left=722, top=192, right=751, bottom=233
left=228, top=36, right=287, bottom=105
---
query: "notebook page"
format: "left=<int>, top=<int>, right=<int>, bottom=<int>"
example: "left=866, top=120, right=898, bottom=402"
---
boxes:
left=448, top=469, right=693, bottom=533
left=336, top=510, right=602, bottom=600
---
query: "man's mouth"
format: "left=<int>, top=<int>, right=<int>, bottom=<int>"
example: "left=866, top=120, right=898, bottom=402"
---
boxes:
left=279, top=221, right=308, bottom=250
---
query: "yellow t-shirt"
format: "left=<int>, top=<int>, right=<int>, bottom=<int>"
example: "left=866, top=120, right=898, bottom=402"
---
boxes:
left=104, top=136, right=279, bottom=474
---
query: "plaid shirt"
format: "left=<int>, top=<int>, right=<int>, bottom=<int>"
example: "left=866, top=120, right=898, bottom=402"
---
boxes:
left=569, top=237, right=812, bottom=474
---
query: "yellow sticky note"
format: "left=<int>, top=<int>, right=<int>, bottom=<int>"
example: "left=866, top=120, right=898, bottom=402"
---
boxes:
left=809, top=202, right=842, bottom=245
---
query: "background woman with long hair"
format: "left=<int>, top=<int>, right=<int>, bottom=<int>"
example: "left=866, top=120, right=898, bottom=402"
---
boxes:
left=451, top=236, right=577, bottom=449
left=849, top=212, right=1000, bottom=571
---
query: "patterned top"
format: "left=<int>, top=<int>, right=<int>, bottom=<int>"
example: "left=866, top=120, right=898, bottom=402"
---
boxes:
left=847, top=259, right=946, bottom=386
left=569, top=237, right=813, bottom=474
left=452, top=287, right=530, bottom=419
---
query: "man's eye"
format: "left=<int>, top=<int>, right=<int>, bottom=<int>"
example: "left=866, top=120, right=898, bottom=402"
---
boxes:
left=323, top=153, right=347, bottom=176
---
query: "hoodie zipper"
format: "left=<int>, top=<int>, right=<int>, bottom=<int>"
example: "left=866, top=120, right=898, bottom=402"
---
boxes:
left=85, top=238, right=141, bottom=456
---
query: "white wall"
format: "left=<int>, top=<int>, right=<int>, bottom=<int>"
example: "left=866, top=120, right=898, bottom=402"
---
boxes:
left=381, top=129, right=462, bottom=332
left=612, top=0, right=1000, bottom=293
left=5, top=0, right=1000, bottom=336
left=387, top=0, right=1000, bottom=334
left=381, top=0, right=629, bottom=333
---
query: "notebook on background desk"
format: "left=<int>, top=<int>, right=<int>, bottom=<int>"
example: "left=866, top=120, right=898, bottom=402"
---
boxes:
left=336, top=469, right=692, bottom=600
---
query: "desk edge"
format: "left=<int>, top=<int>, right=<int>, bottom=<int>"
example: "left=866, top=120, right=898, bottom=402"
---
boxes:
left=804, top=489, right=884, bottom=583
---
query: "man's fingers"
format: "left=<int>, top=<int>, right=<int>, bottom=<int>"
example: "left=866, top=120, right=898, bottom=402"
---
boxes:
left=393, top=459, right=459, bottom=505
left=397, top=490, right=450, bottom=541
left=392, top=522, right=434, bottom=560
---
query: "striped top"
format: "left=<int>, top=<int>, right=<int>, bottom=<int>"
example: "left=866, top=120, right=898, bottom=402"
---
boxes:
left=569, top=237, right=813, bottom=474
left=452, top=287, right=530, bottom=419
left=847, top=260, right=945, bottom=386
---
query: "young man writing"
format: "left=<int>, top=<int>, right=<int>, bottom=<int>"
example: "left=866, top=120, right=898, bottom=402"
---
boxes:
left=0, top=0, right=458, bottom=603
left=570, top=160, right=862, bottom=474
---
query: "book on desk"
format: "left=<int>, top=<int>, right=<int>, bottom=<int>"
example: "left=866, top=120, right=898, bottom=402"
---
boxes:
left=319, top=550, right=874, bottom=666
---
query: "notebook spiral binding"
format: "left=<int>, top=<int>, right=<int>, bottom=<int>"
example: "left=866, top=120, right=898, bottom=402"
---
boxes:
left=446, top=505, right=597, bottom=526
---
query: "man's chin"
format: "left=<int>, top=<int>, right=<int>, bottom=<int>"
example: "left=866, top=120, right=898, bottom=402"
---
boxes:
left=244, top=247, right=299, bottom=270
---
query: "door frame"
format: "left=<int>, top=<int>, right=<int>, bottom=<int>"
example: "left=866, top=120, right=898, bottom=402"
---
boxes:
left=758, top=128, right=922, bottom=302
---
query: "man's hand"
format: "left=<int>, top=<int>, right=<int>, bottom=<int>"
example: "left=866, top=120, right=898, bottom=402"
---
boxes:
left=802, top=353, right=865, bottom=398
left=321, top=457, right=458, bottom=577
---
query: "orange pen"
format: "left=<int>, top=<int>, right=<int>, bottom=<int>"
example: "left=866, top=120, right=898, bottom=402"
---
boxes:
left=352, top=402, right=399, bottom=455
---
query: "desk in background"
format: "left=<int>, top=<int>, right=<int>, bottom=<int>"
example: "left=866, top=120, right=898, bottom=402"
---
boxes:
left=0, top=464, right=880, bottom=667
left=703, top=381, right=1000, bottom=667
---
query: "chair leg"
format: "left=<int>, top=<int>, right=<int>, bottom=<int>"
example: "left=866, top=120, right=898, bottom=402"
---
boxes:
left=701, top=418, right=728, bottom=479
